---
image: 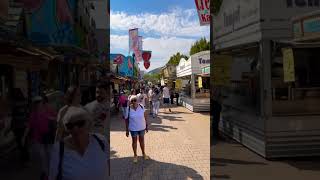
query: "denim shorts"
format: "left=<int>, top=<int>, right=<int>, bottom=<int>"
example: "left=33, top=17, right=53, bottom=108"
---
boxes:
left=130, top=130, right=146, bottom=137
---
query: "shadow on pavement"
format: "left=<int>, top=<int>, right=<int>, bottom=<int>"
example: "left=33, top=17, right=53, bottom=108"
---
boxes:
left=110, top=157, right=204, bottom=179
left=211, top=158, right=268, bottom=166
left=280, top=157, right=320, bottom=171
left=211, top=174, right=231, bottom=179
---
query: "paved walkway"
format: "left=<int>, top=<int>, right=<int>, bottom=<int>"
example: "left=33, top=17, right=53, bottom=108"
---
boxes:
left=212, top=136, right=320, bottom=180
left=110, top=106, right=210, bottom=180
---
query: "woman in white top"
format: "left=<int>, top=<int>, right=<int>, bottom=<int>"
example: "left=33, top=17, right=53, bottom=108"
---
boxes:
left=125, top=95, right=149, bottom=163
left=49, top=107, right=109, bottom=180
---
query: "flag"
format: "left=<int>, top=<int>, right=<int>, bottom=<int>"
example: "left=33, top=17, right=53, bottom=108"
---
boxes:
left=138, top=36, right=143, bottom=51
left=142, top=51, right=152, bottom=62
left=128, top=56, right=133, bottom=69
left=129, top=28, right=139, bottom=52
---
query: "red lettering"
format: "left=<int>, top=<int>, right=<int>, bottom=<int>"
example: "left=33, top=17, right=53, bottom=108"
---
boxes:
left=201, top=14, right=207, bottom=21
left=195, top=0, right=204, bottom=10
left=204, top=0, right=210, bottom=9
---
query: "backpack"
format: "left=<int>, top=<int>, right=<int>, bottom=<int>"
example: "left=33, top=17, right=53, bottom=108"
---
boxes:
left=56, top=134, right=105, bottom=180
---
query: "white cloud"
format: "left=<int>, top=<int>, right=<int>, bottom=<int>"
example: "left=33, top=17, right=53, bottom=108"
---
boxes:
left=110, top=8, right=209, bottom=37
left=111, top=35, right=198, bottom=71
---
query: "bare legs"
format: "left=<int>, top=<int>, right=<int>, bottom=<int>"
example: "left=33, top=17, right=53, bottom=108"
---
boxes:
left=132, top=137, right=138, bottom=156
left=138, top=136, right=145, bottom=155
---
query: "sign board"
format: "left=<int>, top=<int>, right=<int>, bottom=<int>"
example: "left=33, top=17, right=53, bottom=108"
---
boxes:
left=0, top=0, right=8, bottom=22
left=198, top=76, right=203, bottom=88
left=176, top=79, right=182, bottom=90
left=194, top=0, right=210, bottom=26
left=282, top=48, right=295, bottom=82
left=213, top=55, right=232, bottom=86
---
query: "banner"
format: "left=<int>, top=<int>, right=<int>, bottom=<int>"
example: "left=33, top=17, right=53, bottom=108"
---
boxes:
left=282, top=48, right=295, bottom=82
left=175, top=79, right=182, bottom=89
left=135, top=50, right=143, bottom=62
left=138, top=36, right=143, bottom=51
left=129, top=28, right=139, bottom=52
left=195, top=0, right=210, bottom=26
left=213, top=55, right=232, bottom=86
left=142, top=51, right=152, bottom=62
left=198, top=76, right=203, bottom=88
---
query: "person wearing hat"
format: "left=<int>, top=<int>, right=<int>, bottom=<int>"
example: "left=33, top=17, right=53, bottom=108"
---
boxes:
left=48, top=107, right=109, bottom=180
left=125, top=95, right=149, bottom=163
left=23, top=96, right=56, bottom=180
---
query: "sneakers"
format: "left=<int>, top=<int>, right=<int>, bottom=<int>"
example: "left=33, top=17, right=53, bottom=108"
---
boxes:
left=133, top=156, right=138, bottom=163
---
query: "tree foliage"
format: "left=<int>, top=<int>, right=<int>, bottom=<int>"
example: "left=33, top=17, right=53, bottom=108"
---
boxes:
left=167, top=52, right=189, bottom=66
left=212, top=0, right=223, bottom=15
left=143, top=73, right=161, bottom=83
left=190, top=37, right=210, bottom=56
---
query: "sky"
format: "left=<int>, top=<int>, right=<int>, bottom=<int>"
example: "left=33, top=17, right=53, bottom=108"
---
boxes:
left=110, top=0, right=210, bottom=72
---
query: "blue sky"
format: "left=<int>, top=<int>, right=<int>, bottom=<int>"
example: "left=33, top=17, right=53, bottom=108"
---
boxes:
left=110, top=0, right=210, bottom=72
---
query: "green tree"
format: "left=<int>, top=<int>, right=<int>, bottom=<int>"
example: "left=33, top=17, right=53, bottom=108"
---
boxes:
left=143, top=73, right=161, bottom=84
left=167, top=52, right=189, bottom=66
left=189, top=38, right=210, bottom=56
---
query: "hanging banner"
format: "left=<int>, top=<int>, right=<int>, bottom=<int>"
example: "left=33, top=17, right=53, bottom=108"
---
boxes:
left=138, top=36, right=143, bottom=51
left=213, top=55, right=232, bottom=86
left=135, top=50, right=143, bottom=62
left=175, top=79, right=182, bottom=90
left=282, top=48, right=295, bottom=82
left=144, top=61, right=150, bottom=69
left=142, top=51, right=152, bottom=62
left=129, top=28, right=139, bottom=52
left=198, top=76, right=203, bottom=88
left=128, top=56, right=133, bottom=69
left=194, top=0, right=210, bottom=26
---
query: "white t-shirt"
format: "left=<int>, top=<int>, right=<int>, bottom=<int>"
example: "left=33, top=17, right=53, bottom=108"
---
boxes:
left=84, top=100, right=108, bottom=137
left=48, top=134, right=109, bottom=180
left=137, top=93, right=147, bottom=107
left=163, top=87, right=170, bottom=98
left=125, top=105, right=146, bottom=131
left=148, top=89, right=153, bottom=101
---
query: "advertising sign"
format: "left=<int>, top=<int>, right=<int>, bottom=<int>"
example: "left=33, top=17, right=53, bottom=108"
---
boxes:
left=213, top=55, right=232, bottom=86
left=282, top=48, right=295, bottom=82
left=198, top=76, right=203, bottom=88
left=194, top=0, right=210, bottom=26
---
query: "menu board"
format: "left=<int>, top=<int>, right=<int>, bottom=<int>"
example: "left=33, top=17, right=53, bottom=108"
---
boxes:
left=213, top=55, right=232, bottom=86
left=282, top=48, right=295, bottom=82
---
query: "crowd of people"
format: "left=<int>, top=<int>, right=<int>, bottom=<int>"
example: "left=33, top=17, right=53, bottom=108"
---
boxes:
left=4, top=81, right=110, bottom=180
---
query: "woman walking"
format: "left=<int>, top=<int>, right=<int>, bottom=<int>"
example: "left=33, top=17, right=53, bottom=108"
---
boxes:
left=55, top=85, right=82, bottom=142
left=125, top=95, right=149, bottom=163
left=151, top=87, right=161, bottom=118
left=48, top=107, right=109, bottom=180
left=118, top=91, right=128, bottom=120
left=23, top=96, right=56, bottom=180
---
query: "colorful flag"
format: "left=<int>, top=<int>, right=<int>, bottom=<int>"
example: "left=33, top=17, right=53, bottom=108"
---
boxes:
left=129, top=28, right=139, bottom=52
left=195, top=0, right=210, bottom=26
left=142, top=51, right=152, bottom=62
left=128, top=56, right=133, bottom=69
left=138, top=36, right=143, bottom=51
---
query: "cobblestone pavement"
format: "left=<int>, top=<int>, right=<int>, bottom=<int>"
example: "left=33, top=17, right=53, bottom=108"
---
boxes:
left=212, top=136, right=320, bottom=180
left=110, top=106, right=210, bottom=180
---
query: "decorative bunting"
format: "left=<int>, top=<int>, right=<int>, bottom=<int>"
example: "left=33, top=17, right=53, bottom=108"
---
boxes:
left=142, top=51, right=152, bottom=62
left=144, top=61, right=150, bottom=69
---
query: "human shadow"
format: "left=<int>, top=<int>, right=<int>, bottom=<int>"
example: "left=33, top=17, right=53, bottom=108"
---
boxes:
left=110, top=148, right=118, bottom=158
left=211, top=174, right=231, bottom=179
left=110, top=157, right=204, bottom=180
left=157, top=115, right=185, bottom=122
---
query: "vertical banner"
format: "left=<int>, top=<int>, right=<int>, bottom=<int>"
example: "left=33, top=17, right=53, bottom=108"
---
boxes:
left=213, top=55, right=232, bottom=86
left=138, top=36, right=143, bottom=51
left=194, top=0, right=210, bottom=26
left=282, top=48, right=295, bottom=82
left=129, top=28, right=139, bottom=52
left=198, top=76, right=203, bottom=88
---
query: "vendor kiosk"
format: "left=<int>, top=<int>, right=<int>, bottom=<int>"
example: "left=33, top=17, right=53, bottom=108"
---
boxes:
left=176, top=50, right=210, bottom=112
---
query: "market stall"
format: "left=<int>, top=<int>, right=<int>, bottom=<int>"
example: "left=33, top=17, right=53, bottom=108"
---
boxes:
left=212, top=0, right=320, bottom=158
left=176, top=50, right=210, bottom=112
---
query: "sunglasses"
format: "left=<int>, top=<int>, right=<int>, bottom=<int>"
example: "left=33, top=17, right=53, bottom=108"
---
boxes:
left=66, top=119, right=86, bottom=130
left=131, top=99, right=137, bottom=103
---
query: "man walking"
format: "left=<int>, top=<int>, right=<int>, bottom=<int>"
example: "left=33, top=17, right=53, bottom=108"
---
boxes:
left=162, top=83, right=171, bottom=112
left=148, top=85, right=154, bottom=115
left=84, top=82, right=109, bottom=139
